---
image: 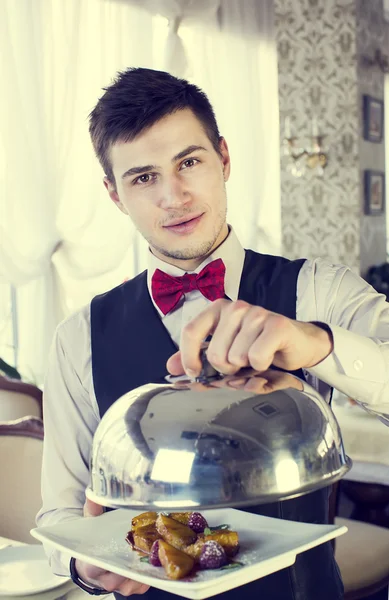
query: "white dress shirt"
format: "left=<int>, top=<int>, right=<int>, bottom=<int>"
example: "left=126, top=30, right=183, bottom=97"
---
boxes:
left=37, top=227, right=389, bottom=576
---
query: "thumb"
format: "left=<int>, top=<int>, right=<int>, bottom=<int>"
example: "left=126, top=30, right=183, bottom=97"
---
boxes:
left=83, top=496, right=104, bottom=518
left=166, top=350, right=185, bottom=376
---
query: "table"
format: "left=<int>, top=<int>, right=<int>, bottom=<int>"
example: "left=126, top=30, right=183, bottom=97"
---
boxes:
left=333, top=401, right=389, bottom=527
left=0, top=536, right=101, bottom=600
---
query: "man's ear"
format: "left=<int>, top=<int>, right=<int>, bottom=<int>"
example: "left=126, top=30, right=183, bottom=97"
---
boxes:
left=219, top=137, right=231, bottom=182
left=103, top=176, right=128, bottom=215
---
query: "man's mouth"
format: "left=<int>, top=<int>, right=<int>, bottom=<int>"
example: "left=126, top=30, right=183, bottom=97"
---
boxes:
left=164, top=213, right=204, bottom=227
left=163, top=213, right=204, bottom=234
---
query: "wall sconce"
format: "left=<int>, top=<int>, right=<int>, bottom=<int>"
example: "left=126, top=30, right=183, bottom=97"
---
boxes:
left=361, top=49, right=389, bottom=73
left=282, top=117, right=328, bottom=178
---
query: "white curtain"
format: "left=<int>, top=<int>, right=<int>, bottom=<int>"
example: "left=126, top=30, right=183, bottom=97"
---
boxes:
left=0, top=0, right=154, bottom=383
left=129, top=0, right=221, bottom=77
left=0, top=0, right=280, bottom=383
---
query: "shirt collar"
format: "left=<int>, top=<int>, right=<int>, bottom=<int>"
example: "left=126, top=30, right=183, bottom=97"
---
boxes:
left=147, top=226, right=245, bottom=315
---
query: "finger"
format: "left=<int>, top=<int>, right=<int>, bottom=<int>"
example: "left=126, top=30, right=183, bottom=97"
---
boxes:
left=226, top=306, right=268, bottom=368
left=136, top=583, right=150, bottom=595
left=206, top=301, right=251, bottom=374
left=166, top=350, right=184, bottom=376
left=180, top=300, right=225, bottom=376
left=117, top=579, right=150, bottom=595
left=83, top=497, right=104, bottom=518
left=98, top=572, right=128, bottom=593
left=247, top=317, right=285, bottom=372
left=140, top=584, right=150, bottom=594
left=75, top=560, right=108, bottom=583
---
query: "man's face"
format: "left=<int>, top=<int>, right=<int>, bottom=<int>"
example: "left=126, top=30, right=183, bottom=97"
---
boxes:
left=105, top=109, right=230, bottom=269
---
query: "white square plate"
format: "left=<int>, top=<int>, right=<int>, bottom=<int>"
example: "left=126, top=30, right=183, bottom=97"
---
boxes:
left=31, top=508, right=347, bottom=599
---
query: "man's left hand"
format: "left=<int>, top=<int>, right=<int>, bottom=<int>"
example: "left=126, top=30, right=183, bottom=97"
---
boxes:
left=167, top=299, right=333, bottom=377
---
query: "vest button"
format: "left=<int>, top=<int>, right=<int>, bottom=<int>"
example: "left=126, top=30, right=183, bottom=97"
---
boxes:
left=353, top=359, right=363, bottom=372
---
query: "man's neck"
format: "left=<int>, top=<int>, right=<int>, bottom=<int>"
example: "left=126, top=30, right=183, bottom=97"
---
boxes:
left=150, top=226, right=230, bottom=272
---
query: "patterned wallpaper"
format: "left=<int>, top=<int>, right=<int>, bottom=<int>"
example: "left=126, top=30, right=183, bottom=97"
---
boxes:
left=274, top=0, right=387, bottom=275
left=357, top=0, right=388, bottom=274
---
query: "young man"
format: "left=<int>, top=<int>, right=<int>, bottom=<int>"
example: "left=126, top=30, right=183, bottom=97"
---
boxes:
left=37, top=68, right=389, bottom=599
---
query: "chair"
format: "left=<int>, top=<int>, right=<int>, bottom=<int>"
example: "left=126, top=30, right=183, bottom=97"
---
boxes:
left=329, top=482, right=389, bottom=599
left=0, top=375, right=43, bottom=421
left=0, top=417, right=44, bottom=543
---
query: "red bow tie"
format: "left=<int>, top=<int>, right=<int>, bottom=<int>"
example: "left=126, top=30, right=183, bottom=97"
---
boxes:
left=151, top=258, right=226, bottom=315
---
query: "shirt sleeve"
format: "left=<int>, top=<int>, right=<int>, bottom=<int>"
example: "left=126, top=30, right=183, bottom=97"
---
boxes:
left=297, top=259, right=389, bottom=415
left=36, top=306, right=100, bottom=576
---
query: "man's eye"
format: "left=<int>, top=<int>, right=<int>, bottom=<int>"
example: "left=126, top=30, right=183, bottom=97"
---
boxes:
left=181, top=158, right=198, bottom=170
left=134, top=173, right=154, bottom=185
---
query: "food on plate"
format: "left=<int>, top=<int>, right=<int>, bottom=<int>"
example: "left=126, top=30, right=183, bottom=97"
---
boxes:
left=155, top=514, right=197, bottom=550
left=129, top=523, right=160, bottom=554
left=199, top=541, right=227, bottom=570
left=158, top=540, right=195, bottom=580
left=126, top=511, right=241, bottom=580
left=165, top=511, right=192, bottom=525
left=167, top=511, right=209, bottom=533
left=203, top=529, right=239, bottom=557
left=188, top=512, right=208, bottom=533
left=131, top=511, right=158, bottom=530
left=185, top=529, right=239, bottom=561
left=149, top=540, right=162, bottom=567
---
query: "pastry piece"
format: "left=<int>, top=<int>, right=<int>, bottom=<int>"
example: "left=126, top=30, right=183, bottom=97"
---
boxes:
left=130, top=523, right=160, bottom=554
left=184, top=529, right=239, bottom=561
left=158, top=540, right=195, bottom=580
left=131, top=511, right=158, bottom=531
left=204, top=529, right=240, bottom=557
left=156, top=514, right=197, bottom=550
left=182, top=536, right=205, bottom=561
left=167, top=512, right=192, bottom=525
left=167, top=512, right=208, bottom=532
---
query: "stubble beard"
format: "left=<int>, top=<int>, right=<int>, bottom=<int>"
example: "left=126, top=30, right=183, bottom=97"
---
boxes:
left=147, top=207, right=227, bottom=263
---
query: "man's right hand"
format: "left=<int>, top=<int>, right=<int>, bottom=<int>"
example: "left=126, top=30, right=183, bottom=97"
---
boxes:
left=75, top=497, right=150, bottom=596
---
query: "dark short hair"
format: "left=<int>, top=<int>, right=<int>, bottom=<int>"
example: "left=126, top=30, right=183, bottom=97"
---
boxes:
left=88, top=67, right=222, bottom=184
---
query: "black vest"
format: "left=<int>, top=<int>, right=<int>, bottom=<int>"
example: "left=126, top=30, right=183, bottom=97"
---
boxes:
left=91, top=250, right=344, bottom=600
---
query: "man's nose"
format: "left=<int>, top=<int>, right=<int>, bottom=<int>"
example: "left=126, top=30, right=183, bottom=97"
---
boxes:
left=159, top=176, right=191, bottom=209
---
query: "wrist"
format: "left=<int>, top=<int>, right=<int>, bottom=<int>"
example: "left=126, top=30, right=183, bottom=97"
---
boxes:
left=308, top=321, right=334, bottom=367
left=70, top=558, right=109, bottom=596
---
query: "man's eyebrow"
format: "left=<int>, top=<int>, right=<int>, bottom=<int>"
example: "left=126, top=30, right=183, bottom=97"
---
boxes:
left=121, top=164, right=155, bottom=179
left=172, top=145, right=208, bottom=161
left=121, top=145, right=207, bottom=180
